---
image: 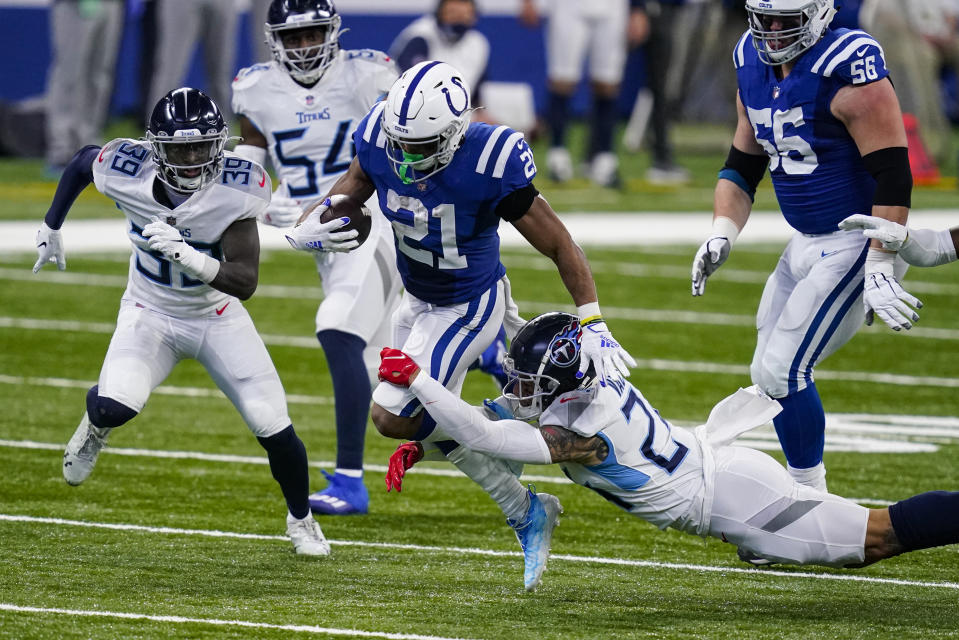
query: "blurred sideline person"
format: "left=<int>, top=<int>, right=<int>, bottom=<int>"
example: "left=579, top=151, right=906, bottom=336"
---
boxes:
left=32, top=88, right=330, bottom=556
left=147, top=0, right=239, bottom=123
left=520, top=0, right=649, bottom=187
left=691, top=0, right=919, bottom=496
left=232, top=0, right=403, bottom=516
left=45, top=0, right=124, bottom=171
left=840, top=215, right=959, bottom=267
left=389, top=0, right=490, bottom=107
left=379, top=312, right=959, bottom=589
left=286, top=60, right=636, bottom=589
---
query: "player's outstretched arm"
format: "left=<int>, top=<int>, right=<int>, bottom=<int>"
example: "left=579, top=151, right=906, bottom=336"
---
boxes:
left=692, top=94, right=763, bottom=296
left=33, top=145, right=100, bottom=273
left=839, top=215, right=959, bottom=267
left=833, top=78, right=921, bottom=330
left=512, top=197, right=636, bottom=383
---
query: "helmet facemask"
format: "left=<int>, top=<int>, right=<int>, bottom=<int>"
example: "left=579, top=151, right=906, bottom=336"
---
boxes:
left=147, top=129, right=228, bottom=193
left=746, top=0, right=837, bottom=65
left=502, top=355, right=561, bottom=421
left=266, top=15, right=342, bottom=84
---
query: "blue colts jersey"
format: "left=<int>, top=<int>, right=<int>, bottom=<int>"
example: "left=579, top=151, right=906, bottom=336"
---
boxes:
left=353, top=102, right=536, bottom=305
left=734, top=29, right=889, bottom=234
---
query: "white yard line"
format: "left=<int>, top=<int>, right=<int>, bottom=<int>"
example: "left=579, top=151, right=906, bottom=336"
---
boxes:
left=0, top=603, right=476, bottom=640
left=1, top=514, right=957, bottom=591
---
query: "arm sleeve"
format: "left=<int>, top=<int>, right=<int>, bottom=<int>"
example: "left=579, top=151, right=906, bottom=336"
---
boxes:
left=44, top=145, right=100, bottom=230
left=409, top=374, right=553, bottom=464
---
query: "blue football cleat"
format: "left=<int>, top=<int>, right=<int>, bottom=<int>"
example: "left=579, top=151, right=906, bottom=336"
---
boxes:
left=471, top=326, right=509, bottom=388
left=309, top=470, right=369, bottom=515
left=508, top=488, right=562, bottom=591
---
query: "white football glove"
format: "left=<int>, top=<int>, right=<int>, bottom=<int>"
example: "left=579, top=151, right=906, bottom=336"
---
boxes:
left=284, top=198, right=359, bottom=253
left=259, top=179, right=303, bottom=228
left=691, top=217, right=740, bottom=296
left=142, top=218, right=219, bottom=283
left=862, top=248, right=922, bottom=331
left=840, top=214, right=958, bottom=267
left=578, top=319, right=637, bottom=384
left=691, top=237, right=731, bottom=296
left=33, top=222, right=66, bottom=273
left=838, top=214, right=907, bottom=251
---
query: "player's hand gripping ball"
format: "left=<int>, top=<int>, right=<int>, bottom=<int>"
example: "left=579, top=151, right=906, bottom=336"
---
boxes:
left=314, top=194, right=373, bottom=246
left=286, top=194, right=372, bottom=253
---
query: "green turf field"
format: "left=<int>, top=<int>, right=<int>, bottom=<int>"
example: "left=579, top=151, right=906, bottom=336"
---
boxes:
left=1, top=125, right=958, bottom=639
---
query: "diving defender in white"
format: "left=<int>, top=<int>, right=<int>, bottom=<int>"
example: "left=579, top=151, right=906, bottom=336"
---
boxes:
left=33, top=87, right=330, bottom=556
left=380, top=312, right=959, bottom=590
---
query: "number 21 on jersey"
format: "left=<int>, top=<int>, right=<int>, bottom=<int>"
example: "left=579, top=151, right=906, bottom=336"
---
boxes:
left=385, top=189, right=467, bottom=270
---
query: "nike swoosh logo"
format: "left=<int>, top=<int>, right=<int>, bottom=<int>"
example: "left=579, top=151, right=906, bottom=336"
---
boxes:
left=38, top=242, right=47, bottom=248
left=857, top=46, right=868, bottom=57
left=215, top=302, right=230, bottom=315
left=820, top=249, right=840, bottom=258
left=98, top=148, right=107, bottom=163
left=258, top=171, right=266, bottom=188
left=559, top=396, right=575, bottom=404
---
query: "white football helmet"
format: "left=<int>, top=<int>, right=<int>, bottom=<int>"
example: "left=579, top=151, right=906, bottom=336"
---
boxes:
left=745, top=0, right=837, bottom=65
left=380, top=60, right=472, bottom=184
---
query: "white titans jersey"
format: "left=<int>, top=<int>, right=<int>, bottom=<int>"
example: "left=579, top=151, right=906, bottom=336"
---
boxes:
left=543, top=379, right=708, bottom=535
left=232, top=50, right=397, bottom=202
left=91, top=138, right=271, bottom=316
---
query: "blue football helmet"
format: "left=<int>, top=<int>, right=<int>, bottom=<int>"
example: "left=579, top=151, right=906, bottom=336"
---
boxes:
left=146, top=87, right=228, bottom=193
left=266, top=0, right=342, bottom=84
left=503, top=312, right=596, bottom=420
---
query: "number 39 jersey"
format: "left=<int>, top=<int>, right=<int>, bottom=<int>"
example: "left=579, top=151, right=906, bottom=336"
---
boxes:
left=734, top=28, right=889, bottom=234
left=353, top=102, right=537, bottom=305
left=543, top=378, right=709, bottom=535
left=231, top=50, right=397, bottom=203
left=91, top=138, right=271, bottom=316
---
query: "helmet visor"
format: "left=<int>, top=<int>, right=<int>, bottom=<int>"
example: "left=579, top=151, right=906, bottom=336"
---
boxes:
left=502, top=355, right=559, bottom=421
left=148, top=130, right=226, bottom=192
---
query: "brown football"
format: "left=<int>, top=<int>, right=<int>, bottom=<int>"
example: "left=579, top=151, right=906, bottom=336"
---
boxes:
left=309, top=194, right=372, bottom=246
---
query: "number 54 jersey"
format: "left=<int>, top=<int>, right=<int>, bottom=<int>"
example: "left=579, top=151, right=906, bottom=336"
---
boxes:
left=91, top=138, right=271, bottom=316
left=734, top=28, right=889, bottom=234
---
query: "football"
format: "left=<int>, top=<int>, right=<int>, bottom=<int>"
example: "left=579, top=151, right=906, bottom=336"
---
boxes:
left=311, top=194, right=373, bottom=246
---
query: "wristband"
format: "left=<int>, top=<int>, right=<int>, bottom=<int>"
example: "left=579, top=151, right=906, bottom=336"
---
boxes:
left=577, top=302, right=602, bottom=325
left=712, top=216, right=741, bottom=246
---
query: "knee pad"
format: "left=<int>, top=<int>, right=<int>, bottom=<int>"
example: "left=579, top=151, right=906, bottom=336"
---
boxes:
left=750, top=354, right=791, bottom=399
left=86, top=385, right=137, bottom=429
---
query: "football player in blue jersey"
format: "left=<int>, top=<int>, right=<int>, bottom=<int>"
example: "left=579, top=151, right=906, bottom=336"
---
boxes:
left=286, top=60, right=635, bottom=589
left=377, top=312, right=959, bottom=590
left=690, top=0, right=921, bottom=498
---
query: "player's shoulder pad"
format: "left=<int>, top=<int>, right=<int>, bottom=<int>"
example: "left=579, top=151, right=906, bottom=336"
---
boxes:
left=541, top=386, right=609, bottom=438
left=807, top=29, right=888, bottom=84
left=732, top=29, right=754, bottom=70
left=468, top=123, right=533, bottom=180
left=232, top=62, right=273, bottom=90
left=343, top=48, right=396, bottom=70
left=219, top=154, right=271, bottom=201
left=92, top=138, right=150, bottom=179
left=355, top=100, right=388, bottom=150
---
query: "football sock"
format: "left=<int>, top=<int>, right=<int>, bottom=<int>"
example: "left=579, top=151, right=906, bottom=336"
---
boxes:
left=547, top=91, right=571, bottom=148
left=888, top=491, right=959, bottom=552
left=787, top=462, right=827, bottom=492
left=588, top=95, right=616, bottom=158
left=85, top=385, right=136, bottom=429
left=317, top=330, right=370, bottom=472
left=258, top=425, right=311, bottom=519
left=445, top=445, right=530, bottom=521
left=773, top=384, right=826, bottom=470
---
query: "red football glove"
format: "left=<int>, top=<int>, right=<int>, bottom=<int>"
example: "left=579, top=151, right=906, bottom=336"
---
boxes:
left=385, top=441, right=424, bottom=493
left=378, top=347, right=420, bottom=387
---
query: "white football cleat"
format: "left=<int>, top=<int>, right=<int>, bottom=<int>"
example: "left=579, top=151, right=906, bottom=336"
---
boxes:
left=546, top=147, right=574, bottom=183
left=286, top=512, right=331, bottom=556
left=62, top=413, right=110, bottom=486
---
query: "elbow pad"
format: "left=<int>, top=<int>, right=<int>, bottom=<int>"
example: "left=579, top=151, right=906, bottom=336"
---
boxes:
left=862, top=147, right=912, bottom=208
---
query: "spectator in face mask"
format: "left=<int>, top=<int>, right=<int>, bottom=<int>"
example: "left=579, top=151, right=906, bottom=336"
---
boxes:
left=389, top=0, right=490, bottom=105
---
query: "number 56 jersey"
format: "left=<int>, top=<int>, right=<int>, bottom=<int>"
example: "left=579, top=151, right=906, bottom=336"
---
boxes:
left=734, top=28, right=889, bottom=234
left=91, top=138, right=271, bottom=317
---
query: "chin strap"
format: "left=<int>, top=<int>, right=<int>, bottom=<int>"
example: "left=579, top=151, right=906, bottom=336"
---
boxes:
left=399, top=151, right=425, bottom=184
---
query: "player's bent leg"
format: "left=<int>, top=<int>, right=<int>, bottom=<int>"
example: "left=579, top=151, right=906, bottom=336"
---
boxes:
left=371, top=403, right=422, bottom=440
left=709, top=446, right=868, bottom=567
